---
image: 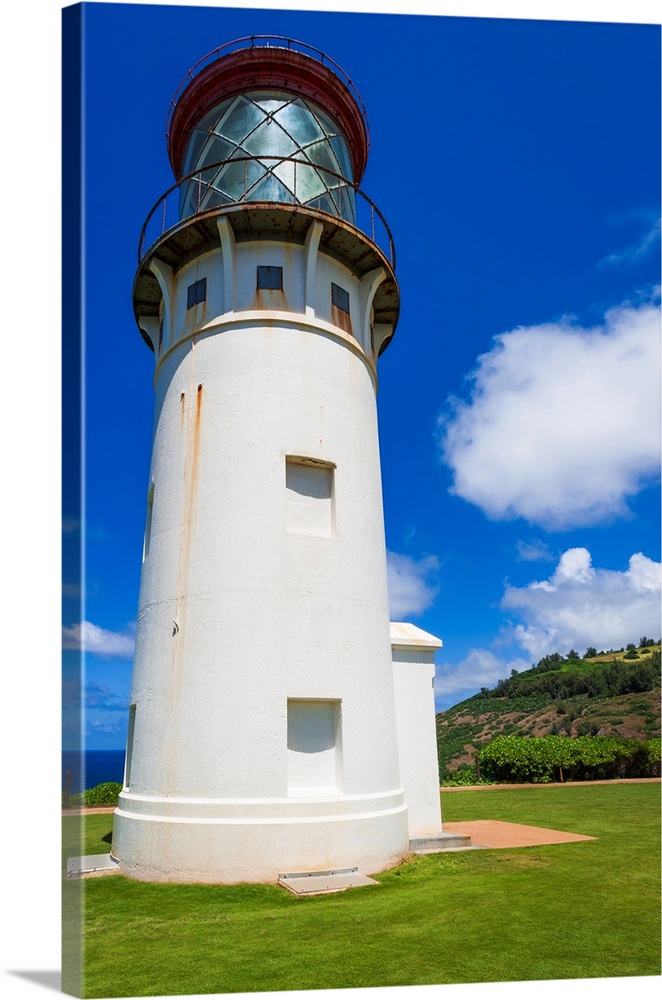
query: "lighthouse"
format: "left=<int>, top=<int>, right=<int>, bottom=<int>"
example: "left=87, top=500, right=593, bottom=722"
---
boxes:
left=113, top=36, right=451, bottom=884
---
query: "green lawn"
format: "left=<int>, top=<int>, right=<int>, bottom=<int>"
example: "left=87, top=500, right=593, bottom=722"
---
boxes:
left=63, top=782, right=661, bottom=998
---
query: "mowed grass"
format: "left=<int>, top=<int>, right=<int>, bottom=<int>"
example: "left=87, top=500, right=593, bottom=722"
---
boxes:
left=63, top=782, right=661, bottom=998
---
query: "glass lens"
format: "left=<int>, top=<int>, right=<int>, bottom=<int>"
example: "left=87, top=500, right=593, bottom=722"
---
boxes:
left=303, top=139, right=340, bottom=177
left=216, top=158, right=265, bottom=200
left=196, top=98, right=232, bottom=134
left=272, top=159, right=296, bottom=196
left=243, top=119, right=297, bottom=158
left=293, top=163, right=327, bottom=202
left=179, top=92, right=355, bottom=220
left=215, top=96, right=265, bottom=143
left=183, top=128, right=209, bottom=176
left=329, top=135, right=353, bottom=181
left=197, top=134, right=235, bottom=169
left=248, top=172, right=295, bottom=203
left=274, top=99, right=325, bottom=145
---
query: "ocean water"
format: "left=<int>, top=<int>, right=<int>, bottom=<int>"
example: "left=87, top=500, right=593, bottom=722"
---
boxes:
left=62, top=749, right=125, bottom=794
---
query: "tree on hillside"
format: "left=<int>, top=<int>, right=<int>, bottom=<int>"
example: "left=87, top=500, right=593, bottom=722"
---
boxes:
left=537, top=652, right=564, bottom=670
left=584, top=647, right=598, bottom=659
left=567, top=649, right=579, bottom=659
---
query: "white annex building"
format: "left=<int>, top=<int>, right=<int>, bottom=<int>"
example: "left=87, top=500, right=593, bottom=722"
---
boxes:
left=112, top=37, right=460, bottom=883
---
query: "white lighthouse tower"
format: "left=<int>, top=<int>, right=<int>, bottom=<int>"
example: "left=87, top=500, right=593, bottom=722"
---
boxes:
left=113, top=37, right=453, bottom=884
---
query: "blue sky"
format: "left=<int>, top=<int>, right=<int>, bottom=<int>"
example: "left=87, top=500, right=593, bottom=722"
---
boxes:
left=59, top=1, right=661, bottom=751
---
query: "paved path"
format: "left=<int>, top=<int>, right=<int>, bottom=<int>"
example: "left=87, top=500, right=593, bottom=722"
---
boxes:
left=439, top=778, right=659, bottom=848
left=442, top=819, right=596, bottom=849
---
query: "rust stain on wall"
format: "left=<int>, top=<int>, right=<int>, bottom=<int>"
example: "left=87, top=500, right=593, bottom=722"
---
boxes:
left=332, top=304, right=353, bottom=336
left=181, top=382, right=203, bottom=583
left=171, top=364, right=203, bottom=728
left=254, top=288, right=288, bottom=311
left=191, top=383, right=203, bottom=497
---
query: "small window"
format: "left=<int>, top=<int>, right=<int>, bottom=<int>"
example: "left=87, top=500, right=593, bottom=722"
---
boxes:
left=158, top=318, right=164, bottom=352
left=257, top=265, right=283, bottom=290
left=187, top=277, right=207, bottom=309
left=331, top=282, right=350, bottom=314
left=143, top=484, right=154, bottom=561
left=124, top=705, right=137, bottom=788
left=286, top=458, right=334, bottom=537
left=287, top=699, right=342, bottom=794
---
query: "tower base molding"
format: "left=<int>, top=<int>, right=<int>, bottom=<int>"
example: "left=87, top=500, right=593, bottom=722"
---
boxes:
left=113, top=791, right=409, bottom=883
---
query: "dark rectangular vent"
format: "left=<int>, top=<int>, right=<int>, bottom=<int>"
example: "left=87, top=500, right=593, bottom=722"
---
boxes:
left=331, top=282, right=350, bottom=314
left=187, top=277, right=207, bottom=309
left=257, top=265, right=283, bottom=290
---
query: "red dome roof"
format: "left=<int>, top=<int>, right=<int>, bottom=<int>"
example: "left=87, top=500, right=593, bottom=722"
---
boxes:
left=167, top=38, right=370, bottom=184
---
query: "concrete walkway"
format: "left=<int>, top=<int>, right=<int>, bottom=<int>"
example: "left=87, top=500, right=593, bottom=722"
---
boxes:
left=441, top=819, right=596, bottom=849
left=437, top=779, right=659, bottom=847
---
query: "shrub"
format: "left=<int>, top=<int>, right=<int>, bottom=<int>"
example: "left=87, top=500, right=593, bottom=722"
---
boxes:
left=646, top=740, right=661, bottom=777
left=65, top=781, right=122, bottom=808
left=441, top=766, right=489, bottom=787
left=478, top=734, right=660, bottom=783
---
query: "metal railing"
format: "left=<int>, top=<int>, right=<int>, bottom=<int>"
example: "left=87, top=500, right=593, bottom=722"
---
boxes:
left=166, top=36, right=370, bottom=153
left=137, top=155, right=395, bottom=268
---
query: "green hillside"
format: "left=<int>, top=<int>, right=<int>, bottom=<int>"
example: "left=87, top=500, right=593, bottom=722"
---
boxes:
left=436, top=641, right=661, bottom=780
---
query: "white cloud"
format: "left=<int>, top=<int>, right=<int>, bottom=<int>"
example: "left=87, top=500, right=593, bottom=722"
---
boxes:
left=387, top=551, right=439, bottom=619
left=435, top=648, right=531, bottom=698
left=551, top=546, right=594, bottom=585
left=85, top=682, right=130, bottom=711
left=436, top=547, right=660, bottom=707
left=600, top=214, right=660, bottom=267
left=515, top=538, right=555, bottom=562
left=501, top=547, right=661, bottom=659
left=62, top=621, right=135, bottom=658
left=438, top=297, right=661, bottom=529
